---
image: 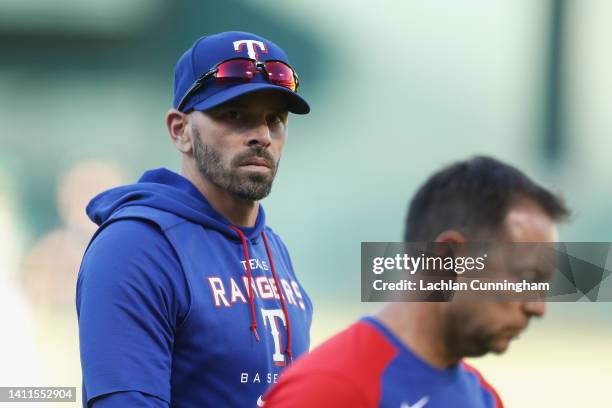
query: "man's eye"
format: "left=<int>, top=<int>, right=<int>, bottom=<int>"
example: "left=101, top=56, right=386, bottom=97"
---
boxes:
left=267, top=113, right=284, bottom=125
left=225, top=110, right=242, bottom=121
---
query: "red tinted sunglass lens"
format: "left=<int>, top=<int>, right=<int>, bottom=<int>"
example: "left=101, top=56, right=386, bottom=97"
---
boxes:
left=215, top=59, right=255, bottom=84
left=264, top=61, right=297, bottom=91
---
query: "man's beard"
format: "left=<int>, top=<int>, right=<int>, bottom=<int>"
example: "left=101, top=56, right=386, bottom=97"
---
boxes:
left=443, top=307, right=500, bottom=360
left=192, top=130, right=278, bottom=201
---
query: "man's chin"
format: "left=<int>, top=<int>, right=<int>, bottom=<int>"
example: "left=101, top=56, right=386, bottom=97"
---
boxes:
left=463, top=336, right=511, bottom=357
left=488, top=337, right=512, bottom=354
left=229, top=181, right=273, bottom=201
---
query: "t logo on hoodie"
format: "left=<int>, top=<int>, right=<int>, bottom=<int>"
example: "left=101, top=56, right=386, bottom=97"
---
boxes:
left=261, top=308, right=287, bottom=366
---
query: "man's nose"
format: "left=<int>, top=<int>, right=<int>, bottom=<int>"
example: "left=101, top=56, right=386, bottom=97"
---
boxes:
left=245, top=120, right=272, bottom=147
left=523, top=301, right=546, bottom=318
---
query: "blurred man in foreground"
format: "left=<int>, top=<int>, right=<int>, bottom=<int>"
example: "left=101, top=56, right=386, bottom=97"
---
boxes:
left=265, top=156, right=569, bottom=407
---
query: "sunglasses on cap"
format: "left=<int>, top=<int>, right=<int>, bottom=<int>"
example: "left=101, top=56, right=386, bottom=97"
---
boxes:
left=177, top=57, right=300, bottom=112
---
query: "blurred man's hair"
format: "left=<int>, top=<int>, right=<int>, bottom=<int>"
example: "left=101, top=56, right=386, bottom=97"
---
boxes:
left=404, top=156, right=570, bottom=241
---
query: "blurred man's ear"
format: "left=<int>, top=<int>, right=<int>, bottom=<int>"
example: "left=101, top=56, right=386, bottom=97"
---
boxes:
left=166, top=109, right=193, bottom=154
left=432, top=230, right=466, bottom=256
left=434, top=230, right=466, bottom=244
left=431, top=230, right=467, bottom=301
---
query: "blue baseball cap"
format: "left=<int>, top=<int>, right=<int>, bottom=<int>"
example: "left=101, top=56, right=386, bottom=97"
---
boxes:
left=173, top=31, right=310, bottom=114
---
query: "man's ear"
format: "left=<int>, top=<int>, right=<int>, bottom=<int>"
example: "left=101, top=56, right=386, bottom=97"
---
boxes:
left=166, top=109, right=193, bottom=153
left=434, top=230, right=466, bottom=245
left=431, top=230, right=466, bottom=258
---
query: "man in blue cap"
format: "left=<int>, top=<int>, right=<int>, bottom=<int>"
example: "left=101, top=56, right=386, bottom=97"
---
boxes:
left=77, top=31, right=313, bottom=407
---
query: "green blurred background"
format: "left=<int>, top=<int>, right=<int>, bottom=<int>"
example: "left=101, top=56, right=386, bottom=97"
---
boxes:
left=1, top=0, right=611, bottom=406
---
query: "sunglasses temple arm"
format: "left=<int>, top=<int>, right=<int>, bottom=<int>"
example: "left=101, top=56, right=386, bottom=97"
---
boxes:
left=176, top=81, right=201, bottom=112
left=176, top=68, right=216, bottom=111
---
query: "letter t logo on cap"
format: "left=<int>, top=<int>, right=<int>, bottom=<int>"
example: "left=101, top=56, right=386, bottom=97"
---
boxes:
left=233, top=40, right=267, bottom=60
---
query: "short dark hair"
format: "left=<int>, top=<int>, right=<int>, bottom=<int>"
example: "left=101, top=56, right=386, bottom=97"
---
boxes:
left=404, top=156, right=570, bottom=241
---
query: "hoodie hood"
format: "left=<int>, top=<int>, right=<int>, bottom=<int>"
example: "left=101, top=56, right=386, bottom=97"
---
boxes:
left=86, top=168, right=266, bottom=241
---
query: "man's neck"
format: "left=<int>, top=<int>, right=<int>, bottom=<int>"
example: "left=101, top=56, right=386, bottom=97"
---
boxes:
left=375, top=303, right=460, bottom=369
left=181, top=164, right=259, bottom=227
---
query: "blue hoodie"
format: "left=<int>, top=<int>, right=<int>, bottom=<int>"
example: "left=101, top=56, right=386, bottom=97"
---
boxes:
left=76, top=168, right=313, bottom=407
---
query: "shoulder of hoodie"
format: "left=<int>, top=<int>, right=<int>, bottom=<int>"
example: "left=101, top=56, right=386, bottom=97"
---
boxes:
left=262, top=226, right=291, bottom=254
left=83, top=219, right=185, bottom=284
left=79, top=219, right=191, bottom=328
left=262, top=225, right=302, bottom=280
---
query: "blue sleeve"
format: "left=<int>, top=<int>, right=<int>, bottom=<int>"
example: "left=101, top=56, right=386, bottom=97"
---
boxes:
left=76, top=219, right=190, bottom=406
left=90, top=391, right=168, bottom=408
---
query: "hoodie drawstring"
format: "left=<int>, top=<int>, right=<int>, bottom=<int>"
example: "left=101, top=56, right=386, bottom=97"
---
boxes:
left=228, top=225, right=260, bottom=342
left=261, top=231, right=293, bottom=364
left=227, top=225, right=293, bottom=364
